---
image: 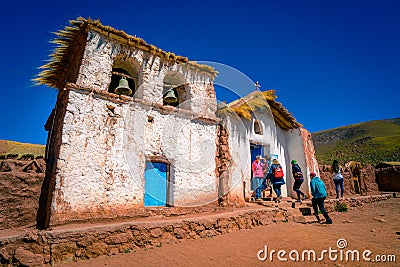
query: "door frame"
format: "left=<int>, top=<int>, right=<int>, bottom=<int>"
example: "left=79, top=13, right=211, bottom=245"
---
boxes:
left=144, top=157, right=172, bottom=207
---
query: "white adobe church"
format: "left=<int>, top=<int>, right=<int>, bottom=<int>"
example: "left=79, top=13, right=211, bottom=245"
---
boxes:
left=35, top=17, right=319, bottom=229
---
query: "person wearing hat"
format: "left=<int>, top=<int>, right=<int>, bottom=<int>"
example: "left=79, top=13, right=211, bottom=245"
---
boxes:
left=251, top=155, right=267, bottom=200
left=291, top=160, right=306, bottom=202
left=266, top=158, right=285, bottom=202
left=310, top=172, right=332, bottom=224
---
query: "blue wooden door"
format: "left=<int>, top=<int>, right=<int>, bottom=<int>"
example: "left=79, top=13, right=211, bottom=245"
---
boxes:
left=144, top=162, right=168, bottom=207
left=250, top=144, right=264, bottom=163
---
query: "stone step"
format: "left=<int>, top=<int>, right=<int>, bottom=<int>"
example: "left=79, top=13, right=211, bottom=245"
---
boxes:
left=259, top=201, right=279, bottom=208
left=292, top=215, right=319, bottom=224
left=298, top=207, right=312, bottom=216
left=381, top=192, right=400, bottom=198
left=249, top=198, right=314, bottom=213
left=249, top=197, right=276, bottom=202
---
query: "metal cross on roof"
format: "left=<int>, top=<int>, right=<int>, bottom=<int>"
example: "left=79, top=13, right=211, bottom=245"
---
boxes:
left=255, top=81, right=261, bottom=91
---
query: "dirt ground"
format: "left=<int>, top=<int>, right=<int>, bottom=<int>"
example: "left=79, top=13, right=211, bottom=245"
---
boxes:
left=60, top=198, right=399, bottom=267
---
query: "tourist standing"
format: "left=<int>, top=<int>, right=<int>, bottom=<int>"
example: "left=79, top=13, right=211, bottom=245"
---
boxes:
left=291, top=160, right=306, bottom=202
left=331, top=159, right=345, bottom=199
left=251, top=155, right=267, bottom=200
left=310, top=172, right=333, bottom=224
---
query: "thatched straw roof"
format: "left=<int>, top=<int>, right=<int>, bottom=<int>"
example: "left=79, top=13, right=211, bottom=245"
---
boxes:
left=218, top=90, right=302, bottom=131
left=376, top=162, right=400, bottom=168
left=35, top=17, right=217, bottom=89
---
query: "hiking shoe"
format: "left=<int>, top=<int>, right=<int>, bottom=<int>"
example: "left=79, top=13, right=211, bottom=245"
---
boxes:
left=302, top=194, right=307, bottom=200
left=325, top=220, right=333, bottom=224
left=295, top=199, right=302, bottom=203
left=312, top=213, right=321, bottom=221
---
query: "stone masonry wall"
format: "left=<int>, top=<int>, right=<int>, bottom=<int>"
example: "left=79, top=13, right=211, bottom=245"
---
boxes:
left=319, top=164, right=379, bottom=197
left=375, top=166, right=400, bottom=191
left=215, top=124, right=236, bottom=206
left=0, top=159, right=45, bottom=230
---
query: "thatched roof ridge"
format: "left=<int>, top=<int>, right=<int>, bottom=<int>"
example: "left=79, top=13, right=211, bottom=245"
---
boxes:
left=220, top=90, right=302, bottom=131
left=35, top=17, right=217, bottom=88
left=376, top=162, right=400, bottom=168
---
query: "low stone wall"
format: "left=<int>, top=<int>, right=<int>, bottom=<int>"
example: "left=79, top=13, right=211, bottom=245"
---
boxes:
left=0, top=159, right=45, bottom=230
left=0, top=207, right=288, bottom=266
left=319, top=164, right=379, bottom=197
left=375, top=166, right=400, bottom=192
left=323, top=194, right=391, bottom=212
left=0, top=194, right=392, bottom=266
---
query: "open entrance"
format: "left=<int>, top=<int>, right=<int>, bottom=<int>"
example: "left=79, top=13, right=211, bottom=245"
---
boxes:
left=250, top=143, right=264, bottom=174
left=144, top=162, right=170, bottom=207
left=250, top=142, right=264, bottom=196
left=250, top=143, right=264, bottom=160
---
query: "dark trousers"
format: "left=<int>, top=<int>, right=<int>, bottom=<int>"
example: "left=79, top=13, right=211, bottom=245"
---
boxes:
left=312, top=197, right=332, bottom=222
left=293, top=179, right=305, bottom=200
left=273, top=184, right=282, bottom=197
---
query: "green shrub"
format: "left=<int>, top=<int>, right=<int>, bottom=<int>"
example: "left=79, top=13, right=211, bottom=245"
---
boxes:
left=334, top=202, right=348, bottom=212
left=6, top=153, right=19, bottom=159
left=0, top=154, right=5, bottom=160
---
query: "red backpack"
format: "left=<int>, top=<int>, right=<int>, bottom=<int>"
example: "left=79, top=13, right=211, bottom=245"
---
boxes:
left=274, top=165, right=284, bottom=179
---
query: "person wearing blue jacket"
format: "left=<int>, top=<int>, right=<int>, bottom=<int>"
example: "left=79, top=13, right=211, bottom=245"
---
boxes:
left=266, top=159, right=285, bottom=203
left=310, top=172, right=333, bottom=224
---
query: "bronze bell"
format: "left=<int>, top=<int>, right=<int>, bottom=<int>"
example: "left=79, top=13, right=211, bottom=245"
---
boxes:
left=164, top=89, right=178, bottom=103
left=114, top=77, right=132, bottom=96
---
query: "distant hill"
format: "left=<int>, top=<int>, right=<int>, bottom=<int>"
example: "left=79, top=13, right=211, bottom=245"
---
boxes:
left=0, top=140, right=45, bottom=159
left=312, top=118, right=400, bottom=166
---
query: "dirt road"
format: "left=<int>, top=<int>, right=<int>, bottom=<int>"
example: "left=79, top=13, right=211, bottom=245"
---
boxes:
left=60, top=198, right=399, bottom=267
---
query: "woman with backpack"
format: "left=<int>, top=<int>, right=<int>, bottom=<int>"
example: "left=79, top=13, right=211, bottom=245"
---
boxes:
left=291, top=159, right=306, bottom=202
left=310, top=172, right=333, bottom=224
left=331, top=159, right=344, bottom=199
left=266, top=159, right=285, bottom=202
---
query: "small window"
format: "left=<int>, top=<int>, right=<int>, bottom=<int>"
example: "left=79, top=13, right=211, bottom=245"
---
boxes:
left=254, top=120, right=263, bottom=135
left=108, top=68, right=135, bottom=96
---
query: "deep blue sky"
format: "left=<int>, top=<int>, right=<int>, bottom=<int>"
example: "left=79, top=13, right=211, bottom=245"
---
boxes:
left=1, top=0, right=399, bottom=145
